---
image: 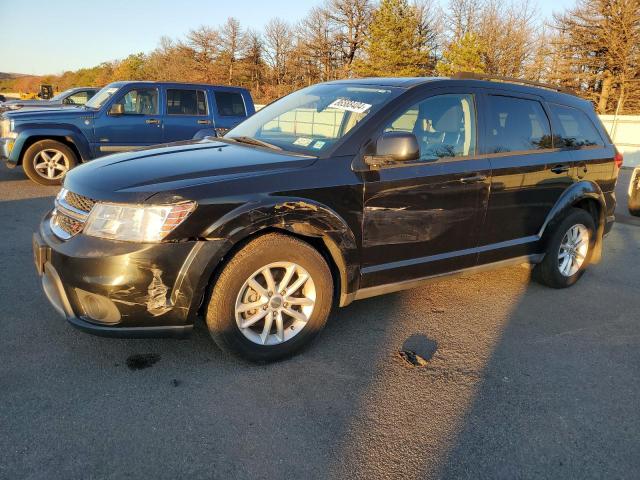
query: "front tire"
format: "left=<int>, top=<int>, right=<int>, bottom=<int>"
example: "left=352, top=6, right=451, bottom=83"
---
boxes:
left=533, top=208, right=596, bottom=288
left=22, top=140, right=77, bottom=186
left=205, top=233, right=333, bottom=362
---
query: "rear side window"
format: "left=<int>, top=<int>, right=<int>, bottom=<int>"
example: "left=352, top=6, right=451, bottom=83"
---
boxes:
left=166, top=89, right=207, bottom=116
left=215, top=91, right=246, bottom=117
left=548, top=104, right=604, bottom=148
left=485, top=95, right=552, bottom=153
left=384, top=93, right=476, bottom=160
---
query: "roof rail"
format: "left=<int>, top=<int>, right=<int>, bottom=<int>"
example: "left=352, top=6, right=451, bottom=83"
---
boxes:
left=453, top=72, right=576, bottom=96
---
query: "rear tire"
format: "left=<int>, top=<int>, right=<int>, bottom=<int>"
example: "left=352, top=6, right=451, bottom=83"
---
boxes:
left=205, top=233, right=333, bottom=362
left=533, top=208, right=596, bottom=288
left=23, top=139, right=77, bottom=186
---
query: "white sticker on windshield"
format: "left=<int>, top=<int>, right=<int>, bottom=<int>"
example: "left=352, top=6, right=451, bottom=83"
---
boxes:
left=312, top=141, right=326, bottom=149
left=328, top=98, right=372, bottom=114
left=293, top=137, right=313, bottom=147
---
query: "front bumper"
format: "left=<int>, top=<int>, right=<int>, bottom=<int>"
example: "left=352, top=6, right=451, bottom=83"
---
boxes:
left=34, top=213, right=229, bottom=338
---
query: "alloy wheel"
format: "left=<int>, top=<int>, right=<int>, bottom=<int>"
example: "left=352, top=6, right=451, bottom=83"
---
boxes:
left=558, top=223, right=589, bottom=277
left=235, top=262, right=316, bottom=345
left=33, top=149, right=70, bottom=180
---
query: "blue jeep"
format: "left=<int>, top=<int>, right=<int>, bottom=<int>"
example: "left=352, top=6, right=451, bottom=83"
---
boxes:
left=0, top=81, right=255, bottom=185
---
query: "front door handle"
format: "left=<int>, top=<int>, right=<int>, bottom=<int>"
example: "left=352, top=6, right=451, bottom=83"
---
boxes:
left=551, top=164, right=570, bottom=174
left=145, top=118, right=160, bottom=125
left=459, top=174, right=487, bottom=184
left=197, top=119, right=212, bottom=125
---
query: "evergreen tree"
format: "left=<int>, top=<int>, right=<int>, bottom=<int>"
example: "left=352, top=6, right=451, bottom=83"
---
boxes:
left=355, top=0, right=434, bottom=77
left=436, top=32, right=485, bottom=76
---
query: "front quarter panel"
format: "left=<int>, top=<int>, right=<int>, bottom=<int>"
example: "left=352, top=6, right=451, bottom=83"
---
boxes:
left=154, top=155, right=364, bottom=305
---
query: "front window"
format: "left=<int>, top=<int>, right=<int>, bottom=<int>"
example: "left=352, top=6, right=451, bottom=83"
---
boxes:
left=226, top=84, right=401, bottom=155
left=114, top=88, right=159, bottom=115
left=384, top=93, right=477, bottom=160
left=85, top=86, right=120, bottom=109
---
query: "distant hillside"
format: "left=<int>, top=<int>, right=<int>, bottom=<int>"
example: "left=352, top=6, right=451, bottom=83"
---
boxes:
left=0, top=72, right=30, bottom=80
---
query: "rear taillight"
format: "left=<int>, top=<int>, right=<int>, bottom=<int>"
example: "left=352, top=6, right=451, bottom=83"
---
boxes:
left=614, top=151, right=623, bottom=169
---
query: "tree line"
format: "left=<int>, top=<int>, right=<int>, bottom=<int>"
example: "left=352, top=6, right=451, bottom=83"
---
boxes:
left=5, top=0, right=640, bottom=114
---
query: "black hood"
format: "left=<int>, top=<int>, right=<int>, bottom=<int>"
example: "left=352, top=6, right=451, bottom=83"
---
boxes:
left=63, top=139, right=317, bottom=203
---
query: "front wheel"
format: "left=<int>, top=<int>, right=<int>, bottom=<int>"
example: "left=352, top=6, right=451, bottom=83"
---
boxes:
left=533, top=208, right=596, bottom=288
left=22, top=139, right=78, bottom=186
left=205, top=233, right=334, bottom=362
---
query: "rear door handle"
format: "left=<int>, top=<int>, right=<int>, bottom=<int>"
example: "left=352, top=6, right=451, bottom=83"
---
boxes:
left=145, top=118, right=160, bottom=125
left=551, top=164, right=570, bottom=174
left=459, top=174, right=487, bottom=184
left=197, top=119, right=212, bottom=125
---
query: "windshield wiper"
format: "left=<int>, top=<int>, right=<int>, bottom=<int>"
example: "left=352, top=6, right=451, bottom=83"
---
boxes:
left=227, top=136, right=282, bottom=151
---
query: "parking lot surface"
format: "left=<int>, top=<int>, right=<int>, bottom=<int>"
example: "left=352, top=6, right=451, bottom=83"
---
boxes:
left=1, top=166, right=639, bottom=479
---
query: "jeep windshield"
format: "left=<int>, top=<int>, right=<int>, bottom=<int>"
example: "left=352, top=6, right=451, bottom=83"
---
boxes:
left=85, top=86, right=119, bottom=109
left=226, top=84, right=401, bottom=155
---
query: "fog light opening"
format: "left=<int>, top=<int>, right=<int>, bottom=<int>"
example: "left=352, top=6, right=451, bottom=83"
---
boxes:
left=75, top=288, right=121, bottom=325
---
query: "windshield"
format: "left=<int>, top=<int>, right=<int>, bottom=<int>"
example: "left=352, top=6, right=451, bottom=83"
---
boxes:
left=85, top=85, right=119, bottom=109
left=50, top=89, right=74, bottom=101
left=226, top=84, right=401, bottom=155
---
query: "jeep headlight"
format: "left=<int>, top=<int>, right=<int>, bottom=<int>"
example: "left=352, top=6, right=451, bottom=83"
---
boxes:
left=84, top=202, right=196, bottom=242
left=1, top=119, right=16, bottom=138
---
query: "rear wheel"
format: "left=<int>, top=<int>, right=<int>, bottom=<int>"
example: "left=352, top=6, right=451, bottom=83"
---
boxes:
left=205, top=233, right=333, bottom=362
left=23, top=139, right=77, bottom=186
left=533, top=208, right=596, bottom=288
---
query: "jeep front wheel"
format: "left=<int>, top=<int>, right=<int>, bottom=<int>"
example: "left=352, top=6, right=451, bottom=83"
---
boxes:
left=205, top=233, right=333, bottom=362
left=23, top=140, right=77, bottom=186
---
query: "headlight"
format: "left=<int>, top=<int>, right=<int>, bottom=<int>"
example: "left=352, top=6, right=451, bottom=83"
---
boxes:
left=0, top=118, right=16, bottom=138
left=84, top=202, right=196, bottom=242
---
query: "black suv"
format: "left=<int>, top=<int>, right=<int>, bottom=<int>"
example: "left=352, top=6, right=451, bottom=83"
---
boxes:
left=33, top=75, right=620, bottom=361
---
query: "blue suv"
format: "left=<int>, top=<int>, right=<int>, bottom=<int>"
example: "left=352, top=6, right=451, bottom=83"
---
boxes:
left=0, top=81, right=255, bottom=185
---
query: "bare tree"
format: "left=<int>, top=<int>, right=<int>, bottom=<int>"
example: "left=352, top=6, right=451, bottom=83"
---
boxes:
left=326, top=0, right=373, bottom=75
left=264, top=18, right=296, bottom=90
left=550, top=0, right=640, bottom=113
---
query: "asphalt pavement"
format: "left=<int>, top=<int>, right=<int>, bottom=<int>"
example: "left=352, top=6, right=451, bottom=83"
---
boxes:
left=1, top=165, right=639, bottom=479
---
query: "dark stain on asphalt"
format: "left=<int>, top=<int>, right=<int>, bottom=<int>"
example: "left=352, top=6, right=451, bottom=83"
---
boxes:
left=171, top=379, right=181, bottom=387
left=399, top=334, right=438, bottom=367
left=126, top=353, right=161, bottom=370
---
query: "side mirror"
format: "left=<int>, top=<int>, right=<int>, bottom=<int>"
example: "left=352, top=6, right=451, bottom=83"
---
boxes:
left=365, top=132, right=420, bottom=168
left=109, top=103, right=124, bottom=116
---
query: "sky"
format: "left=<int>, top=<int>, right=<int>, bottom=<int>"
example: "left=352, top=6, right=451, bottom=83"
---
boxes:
left=0, top=0, right=576, bottom=76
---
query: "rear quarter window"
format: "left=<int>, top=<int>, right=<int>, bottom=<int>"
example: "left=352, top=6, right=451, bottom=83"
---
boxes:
left=215, top=91, right=246, bottom=117
left=548, top=103, right=604, bottom=148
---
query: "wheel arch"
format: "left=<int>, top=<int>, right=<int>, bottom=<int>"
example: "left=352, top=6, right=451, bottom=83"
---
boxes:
left=201, top=198, right=360, bottom=309
left=540, top=180, right=606, bottom=263
left=14, top=127, right=91, bottom=166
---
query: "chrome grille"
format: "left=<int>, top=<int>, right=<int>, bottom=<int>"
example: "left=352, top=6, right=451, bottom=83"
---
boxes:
left=52, top=212, right=84, bottom=237
left=50, top=188, right=93, bottom=240
left=64, top=191, right=95, bottom=213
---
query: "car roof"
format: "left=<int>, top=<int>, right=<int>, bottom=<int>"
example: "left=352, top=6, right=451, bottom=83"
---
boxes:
left=323, top=77, right=591, bottom=109
left=107, top=81, right=248, bottom=91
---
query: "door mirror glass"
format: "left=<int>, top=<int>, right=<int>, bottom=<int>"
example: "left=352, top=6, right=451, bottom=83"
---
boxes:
left=109, top=103, right=125, bottom=116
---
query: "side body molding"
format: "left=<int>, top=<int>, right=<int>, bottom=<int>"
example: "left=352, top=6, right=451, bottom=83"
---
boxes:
left=202, top=197, right=360, bottom=307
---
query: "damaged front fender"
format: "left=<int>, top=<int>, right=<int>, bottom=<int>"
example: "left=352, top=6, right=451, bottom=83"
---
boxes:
left=202, top=197, right=360, bottom=306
